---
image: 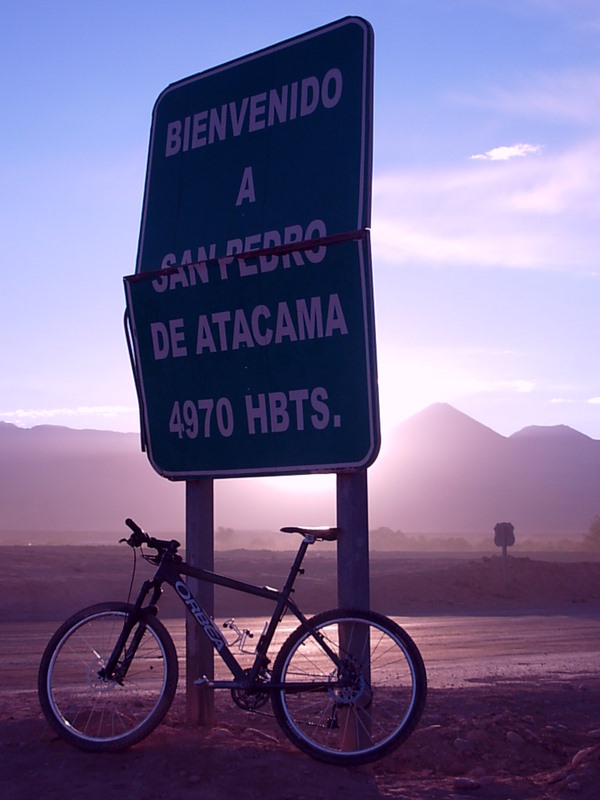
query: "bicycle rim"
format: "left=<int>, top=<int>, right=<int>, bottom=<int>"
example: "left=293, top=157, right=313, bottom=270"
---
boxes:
left=41, top=606, right=175, bottom=749
left=271, top=610, right=426, bottom=765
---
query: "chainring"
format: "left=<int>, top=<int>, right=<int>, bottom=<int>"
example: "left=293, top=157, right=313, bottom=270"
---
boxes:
left=231, top=668, right=270, bottom=711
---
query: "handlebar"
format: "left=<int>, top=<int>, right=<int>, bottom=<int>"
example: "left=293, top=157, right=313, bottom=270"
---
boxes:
left=122, top=518, right=180, bottom=554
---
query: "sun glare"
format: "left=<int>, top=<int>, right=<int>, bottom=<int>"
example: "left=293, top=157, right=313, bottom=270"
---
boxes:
left=377, top=349, right=465, bottom=433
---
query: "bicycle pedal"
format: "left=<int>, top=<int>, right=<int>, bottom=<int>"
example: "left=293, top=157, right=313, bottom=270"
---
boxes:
left=193, top=676, right=211, bottom=686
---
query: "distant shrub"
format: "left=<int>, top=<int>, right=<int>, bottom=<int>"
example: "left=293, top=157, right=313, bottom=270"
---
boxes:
left=583, top=515, right=600, bottom=550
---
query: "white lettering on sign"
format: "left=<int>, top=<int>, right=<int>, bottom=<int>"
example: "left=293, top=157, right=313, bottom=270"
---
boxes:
left=235, top=166, right=256, bottom=206
left=151, top=319, right=188, bottom=359
left=152, top=246, right=215, bottom=293
left=222, top=219, right=327, bottom=278
left=148, top=294, right=348, bottom=363
left=194, top=294, right=348, bottom=355
left=170, top=398, right=234, bottom=439
left=167, top=388, right=342, bottom=441
left=153, top=219, right=327, bottom=291
left=164, top=69, right=343, bottom=157
left=245, top=387, right=337, bottom=434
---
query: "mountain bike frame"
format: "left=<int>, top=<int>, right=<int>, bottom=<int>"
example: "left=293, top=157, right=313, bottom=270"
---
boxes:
left=102, top=526, right=341, bottom=692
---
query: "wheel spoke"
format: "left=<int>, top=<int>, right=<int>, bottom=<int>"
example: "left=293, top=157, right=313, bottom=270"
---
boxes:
left=271, top=610, right=426, bottom=765
left=38, top=604, right=178, bottom=752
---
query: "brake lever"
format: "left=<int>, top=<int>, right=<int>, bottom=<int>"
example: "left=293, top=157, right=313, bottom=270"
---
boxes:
left=122, top=518, right=148, bottom=548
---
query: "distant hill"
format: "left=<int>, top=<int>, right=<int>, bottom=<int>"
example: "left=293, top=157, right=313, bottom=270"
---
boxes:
left=1, top=404, right=599, bottom=543
left=0, top=424, right=185, bottom=537
left=369, top=404, right=600, bottom=537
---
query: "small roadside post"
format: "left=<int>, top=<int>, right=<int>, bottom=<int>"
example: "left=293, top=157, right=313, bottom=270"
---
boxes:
left=494, top=522, right=515, bottom=594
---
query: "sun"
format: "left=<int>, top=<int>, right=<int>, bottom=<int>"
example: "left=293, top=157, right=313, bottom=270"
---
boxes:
left=376, top=346, right=467, bottom=434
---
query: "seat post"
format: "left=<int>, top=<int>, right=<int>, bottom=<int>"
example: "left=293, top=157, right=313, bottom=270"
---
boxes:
left=280, top=536, right=311, bottom=597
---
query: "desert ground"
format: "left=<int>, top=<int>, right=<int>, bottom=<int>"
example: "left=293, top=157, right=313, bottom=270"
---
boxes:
left=1, top=545, right=600, bottom=799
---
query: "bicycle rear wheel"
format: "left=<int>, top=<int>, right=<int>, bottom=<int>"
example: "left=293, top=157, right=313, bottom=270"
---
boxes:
left=271, top=609, right=426, bottom=765
left=38, top=602, right=178, bottom=752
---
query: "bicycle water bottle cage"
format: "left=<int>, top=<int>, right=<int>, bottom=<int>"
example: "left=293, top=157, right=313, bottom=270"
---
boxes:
left=222, top=619, right=260, bottom=654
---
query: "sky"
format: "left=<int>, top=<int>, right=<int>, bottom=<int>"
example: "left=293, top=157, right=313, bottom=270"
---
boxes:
left=2, top=0, right=600, bottom=442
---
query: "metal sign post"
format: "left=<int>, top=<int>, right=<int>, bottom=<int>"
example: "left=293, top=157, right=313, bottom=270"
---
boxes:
left=337, top=470, right=370, bottom=609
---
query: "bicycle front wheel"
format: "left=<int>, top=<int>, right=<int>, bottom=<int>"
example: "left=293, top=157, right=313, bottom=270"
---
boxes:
left=38, top=602, right=178, bottom=752
left=271, top=609, right=426, bottom=765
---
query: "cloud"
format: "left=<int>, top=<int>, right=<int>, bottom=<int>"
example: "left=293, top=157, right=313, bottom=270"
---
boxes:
left=0, top=406, right=136, bottom=424
left=471, top=143, right=543, bottom=161
left=379, top=81, right=568, bottom=270
left=372, top=137, right=600, bottom=272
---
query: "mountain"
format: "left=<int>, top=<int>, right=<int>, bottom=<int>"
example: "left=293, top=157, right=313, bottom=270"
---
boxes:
left=0, top=423, right=185, bottom=535
left=369, top=404, right=600, bottom=536
left=1, top=404, right=599, bottom=542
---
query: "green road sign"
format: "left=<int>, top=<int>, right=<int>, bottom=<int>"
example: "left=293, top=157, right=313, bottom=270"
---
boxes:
left=125, top=17, right=379, bottom=478
left=136, top=17, right=373, bottom=274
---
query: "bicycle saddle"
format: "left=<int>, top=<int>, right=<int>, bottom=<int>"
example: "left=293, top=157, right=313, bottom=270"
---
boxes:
left=280, top=526, right=339, bottom=541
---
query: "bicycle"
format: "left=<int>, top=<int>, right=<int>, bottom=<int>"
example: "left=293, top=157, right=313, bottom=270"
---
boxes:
left=38, top=518, right=427, bottom=766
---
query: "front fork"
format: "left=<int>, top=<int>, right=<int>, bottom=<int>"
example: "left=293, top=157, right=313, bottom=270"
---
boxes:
left=99, top=580, right=161, bottom=683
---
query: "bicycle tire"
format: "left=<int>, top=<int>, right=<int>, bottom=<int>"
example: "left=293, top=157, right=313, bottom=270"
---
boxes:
left=38, top=602, right=178, bottom=752
left=270, top=609, right=426, bottom=765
